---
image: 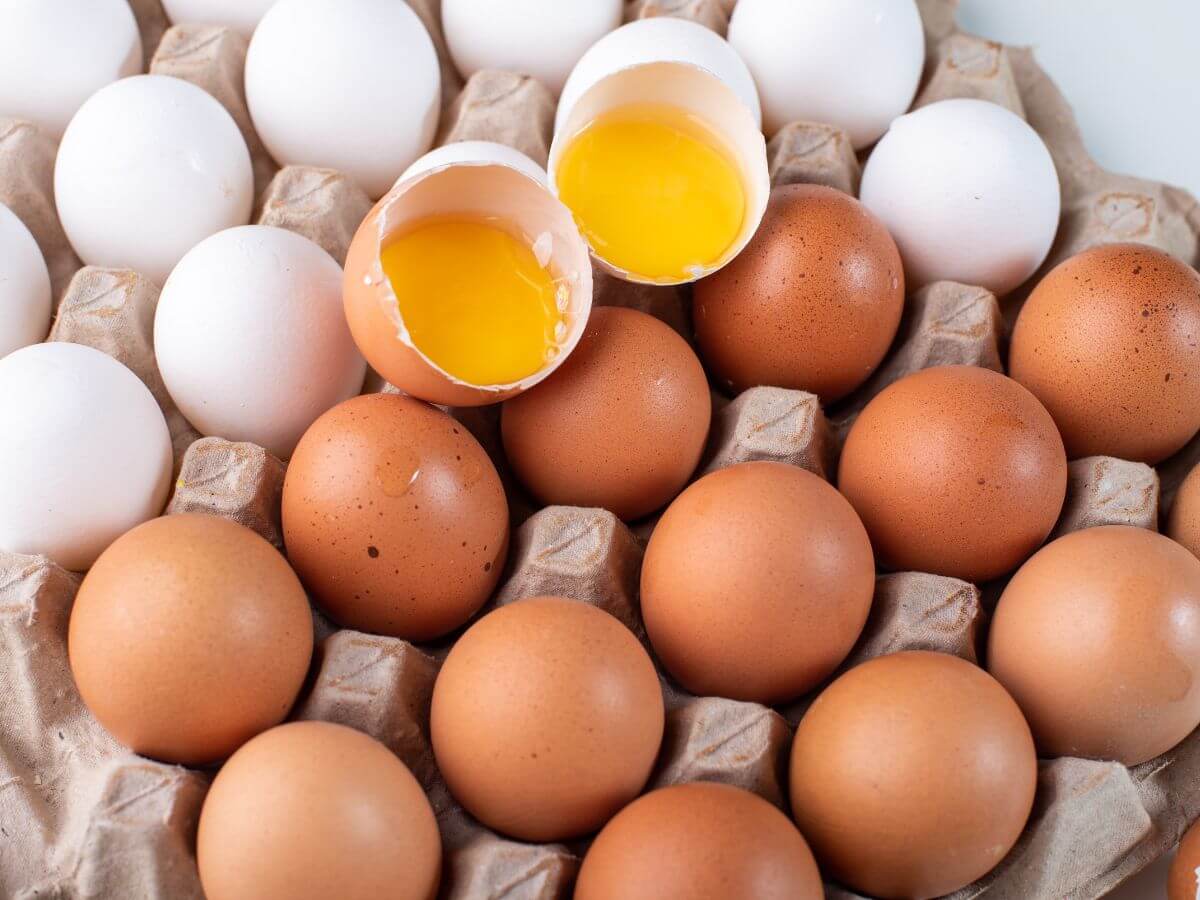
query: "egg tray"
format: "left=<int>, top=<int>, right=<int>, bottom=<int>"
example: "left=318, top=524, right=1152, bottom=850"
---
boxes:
left=2, top=0, right=1199, bottom=897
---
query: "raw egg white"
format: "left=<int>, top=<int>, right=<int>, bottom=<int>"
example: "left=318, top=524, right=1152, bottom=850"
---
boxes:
left=0, top=203, right=51, bottom=358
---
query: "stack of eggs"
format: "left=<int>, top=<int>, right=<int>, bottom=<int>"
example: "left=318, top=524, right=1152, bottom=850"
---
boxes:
left=2, top=1, right=1200, bottom=898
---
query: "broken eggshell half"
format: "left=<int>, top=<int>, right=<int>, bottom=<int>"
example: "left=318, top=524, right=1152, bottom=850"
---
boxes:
left=343, top=141, right=594, bottom=407
left=548, top=17, right=770, bottom=286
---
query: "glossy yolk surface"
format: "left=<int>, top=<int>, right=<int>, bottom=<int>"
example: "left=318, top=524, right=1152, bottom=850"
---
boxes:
left=555, top=103, right=746, bottom=282
left=381, top=217, right=564, bottom=386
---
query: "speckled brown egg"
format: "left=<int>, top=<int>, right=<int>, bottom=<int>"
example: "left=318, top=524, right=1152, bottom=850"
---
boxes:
left=1168, top=462, right=1200, bottom=560
left=1009, top=243, right=1200, bottom=463
left=1168, top=818, right=1200, bottom=900
left=838, top=364, right=1067, bottom=582
left=988, top=525, right=1200, bottom=766
left=640, top=461, right=874, bottom=704
left=790, top=651, right=1037, bottom=900
left=281, top=393, right=508, bottom=640
left=197, top=721, right=441, bottom=900
left=694, top=183, right=904, bottom=403
left=575, top=782, right=823, bottom=900
left=500, top=306, right=710, bottom=521
left=430, top=596, right=664, bottom=842
left=68, top=514, right=313, bottom=766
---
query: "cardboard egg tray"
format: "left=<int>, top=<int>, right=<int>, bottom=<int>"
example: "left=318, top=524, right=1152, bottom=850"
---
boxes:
left=2, top=0, right=1199, bottom=897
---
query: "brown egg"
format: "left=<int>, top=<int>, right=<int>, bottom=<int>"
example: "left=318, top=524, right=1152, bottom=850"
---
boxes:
left=430, top=596, right=664, bottom=842
left=501, top=306, right=711, bottom=521
left=575, top=782, right=823, bottom=900
left=790, top=651, right=1036, bottom=899
left=1169, top=818, right=1200, bottom=900
left=282, top=393, right=508, bottom=640
left=695, top=183, right=904, bottom=402
left=1168, top=462, right=1200, bottom=559
left=68, top=514, right=312, bottom=766
left=988, top=525, right=1200, bottom=765
left=1009, top=243, right=1200, bottom=463
left=838, top=364, right=1067, bottom=582
left=641, top=461, right=874, bottom=704
left=197, top=721, right=441, bottom=900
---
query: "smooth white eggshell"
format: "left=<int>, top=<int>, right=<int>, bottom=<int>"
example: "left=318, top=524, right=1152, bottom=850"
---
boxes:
left=442, top=0, right=622, bottom=95
left=54, top=74, right=253, bottom=287
left=161, top=0, right=280, bottom=38
left=0, top=0, right=142, bottom=139
left=246, top=0, right=440, bottom=199
left=0, top=342, right=172, bottom=571
left=0, top=204, right=51, bottom=358
left=728, top=0, right=924, bottom=146
left=155, top=225, right=367, bottom=458
left=860, top=98, right=1062, bottom=297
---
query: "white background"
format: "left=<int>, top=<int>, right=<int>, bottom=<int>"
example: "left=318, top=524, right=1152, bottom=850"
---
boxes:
left=957, top=3, right=1197, bottom=896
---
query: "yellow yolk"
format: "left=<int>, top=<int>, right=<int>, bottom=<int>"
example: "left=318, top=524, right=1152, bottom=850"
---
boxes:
left=555, top=103, right=747, bottom=282
left=381, top=218, right=564, bottom=386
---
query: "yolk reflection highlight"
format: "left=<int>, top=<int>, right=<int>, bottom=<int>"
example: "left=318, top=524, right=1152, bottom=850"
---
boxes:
left=381, top=217, right=564, bottom=387
left=556, top=103, right=746, bottom=282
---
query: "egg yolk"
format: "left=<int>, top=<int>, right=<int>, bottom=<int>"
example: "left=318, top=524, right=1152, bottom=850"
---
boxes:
left=381, top=217, right=564, bottom=386
left=555, top=103, right=746, bottom=282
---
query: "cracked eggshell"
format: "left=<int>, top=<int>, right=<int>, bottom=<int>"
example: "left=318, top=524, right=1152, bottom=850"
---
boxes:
left=548, top=17, right=769, bottom=285
left=343, top=141, right=593, bottom=406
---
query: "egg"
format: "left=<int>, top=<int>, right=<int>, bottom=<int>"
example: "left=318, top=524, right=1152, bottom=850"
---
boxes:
left=0, top=343, right=171, bottom=570
left=1009, top=243, right=1200, bottom=464
left=154, top=225, right=365, bottom=459
left=1168, top=462, right=1200, bottom=559
left=343, top=142, right=592, bottom=406
left=790, top=651, right=1037, bottom=899
left=574, top=782, right=824, bottom=900
left=0, top=203, right=51, bottom=358
left=1168, top=818, right=1200, bottom=900
left=500, top=306, right=710, bottom=521
left=68, top=514, right=313, bottom=765
left=430, top=596, right=664, bottom=841
left=838, top=365, right=1067, bottom=582
left=54, top=74, right=253, bottom=286
left=860, top=98, right=1061, bottom=296
left=162, top=0, right=279, bottom=38
left=0, top=0, right=142, bottom=139
left=640, top=461, right=874, bottom=703
left=281, top=393, right=508, bottom=641
left=728, top=0, right=924, bottom=146
left=442, top=0, right=622, bottom=95
left=694, top=183, right=905, bottom=402
left=197, top=721, right=441, bottom=900
left=988, top=526, right=1200, bottom=766
left=246, top=0, right=440, bottom=198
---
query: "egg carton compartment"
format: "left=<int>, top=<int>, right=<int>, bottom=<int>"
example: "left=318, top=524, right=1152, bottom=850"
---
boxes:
left=2, top=0, right=1200, bottom=897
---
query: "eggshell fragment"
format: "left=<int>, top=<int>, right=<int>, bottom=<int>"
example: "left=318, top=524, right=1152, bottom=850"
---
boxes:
left=197, top=721, right=441, bottom=900
left=988, top=526, right=1200, bottom=766
left=430, top=597, right=664, bottom=842
left=282, top=393, right=509, bottom=641
left=1009, top=243, right=1200, bottom=464
left=68, top=514, right=313, bottom=765
left=641, top=461, right=874, bottom=704
left=695, top=184, right=904, bottom=402
left=1168, top=818, right=1200, bottom=900
left=501, top=306, right=710, bottom=521
left=575, top=783, right=823, bottom=900
left=0, top=203, right=51, bottom=358
left=838, top=365, right=1067, bottom=582
left=790, top=651, right=1037, bottom=899
left=343, top=142, right=592, bottom=406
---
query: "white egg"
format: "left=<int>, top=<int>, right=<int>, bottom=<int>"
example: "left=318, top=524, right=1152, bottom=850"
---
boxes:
left=0, top=0, right=142, bottom=139
left=246, top=0, right=440, bottom=199
left=155, top=225, right=367, bottom=459
left=442, top=0, right=622, bottom=95
left=161, top=0, right=280, bottom=38
left=728, top=0, right=924, bottom=146
left=54, top=75, right=253, bottom=287
left=0, top=204, right=51, bottom=358
left=0, top=342, right=172, bottom=570
left=860, top=98, right=1061, bottom=297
